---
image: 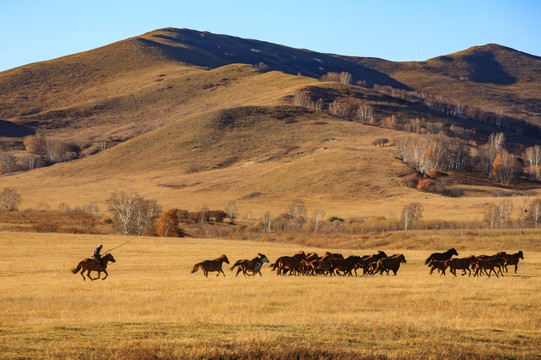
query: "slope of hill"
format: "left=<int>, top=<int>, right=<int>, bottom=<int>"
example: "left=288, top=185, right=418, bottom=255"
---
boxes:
left=357, top=44, right=541, bottom=122
left=1, top=28, right=541, bottom=223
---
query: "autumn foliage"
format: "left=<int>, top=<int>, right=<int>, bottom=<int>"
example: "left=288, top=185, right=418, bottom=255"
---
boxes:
left=157, top=209, right=180, bottom=237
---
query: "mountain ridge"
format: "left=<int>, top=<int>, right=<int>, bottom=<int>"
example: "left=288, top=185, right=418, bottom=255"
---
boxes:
left=1, top=28, right=541, bottom=221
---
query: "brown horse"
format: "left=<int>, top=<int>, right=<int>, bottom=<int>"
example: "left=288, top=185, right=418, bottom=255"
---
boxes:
left=191, top=254, right=230, bottom=277
left=428, top=260, right=448, bottom=276
left=473, top=257, right=505, bottom=278
left=230, top=253, right=269, bottom=277
left=425, top=248, right=458, bottom=265
left=376, top=254, right=406, bottom=276
left=71, top=253, right=116, bottom=281
left=445, top=255, right=477, bottom=276
left=497, top=251, right=524, bottom=273
left=271, top=251, right=306, bottom=276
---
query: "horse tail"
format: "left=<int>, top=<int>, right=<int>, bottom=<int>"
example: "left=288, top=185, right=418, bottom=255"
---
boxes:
left=424, top=255, right=433, bottom=265
left=191, top=262, right=202, bottom=273
left=230, top=260, right=241, bottom=271
left=71, top=261, right=82, bottom=274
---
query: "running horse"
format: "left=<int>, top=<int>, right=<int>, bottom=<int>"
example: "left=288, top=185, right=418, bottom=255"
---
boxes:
left=424, top=248, right=458, bottom=265
left=71, top=253, right=116, bottom=281
left=230, top=253, right=269, bottom=276
left=191, top=254, right=230, bottom=277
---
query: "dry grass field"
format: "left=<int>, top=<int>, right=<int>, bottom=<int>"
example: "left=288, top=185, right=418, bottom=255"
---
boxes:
left=1, top=231, right=540, bottom=359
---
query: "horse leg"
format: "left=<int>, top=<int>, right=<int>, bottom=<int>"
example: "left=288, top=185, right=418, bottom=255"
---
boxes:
left=95, top=271, right=101, bottom=280
left=235, top=267, right=242, bottom=277
left=80, top=270, right=86, bottom=281
left=203, top=269, right=208, bottom=277
left=86, top=269, right=96, bottom=281
left=102, top=270, right=108, bottom=280
left=514, top=264, right=518, bottom=273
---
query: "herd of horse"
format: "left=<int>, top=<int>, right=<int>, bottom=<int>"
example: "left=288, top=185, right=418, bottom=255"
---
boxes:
left=190, top=250, right=407, bottom=277
left=70, top=248, right=524, bottom=281
left=425, top=248, right=524, bottom=278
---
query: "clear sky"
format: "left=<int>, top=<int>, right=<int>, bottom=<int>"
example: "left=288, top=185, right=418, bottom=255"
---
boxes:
left=1, top=0, right=540, bottom=72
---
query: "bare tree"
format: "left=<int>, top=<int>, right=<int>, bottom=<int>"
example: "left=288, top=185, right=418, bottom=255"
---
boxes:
left=0, top=188, right=22, bottom=211
left=339, top=71, right=353, bottom=85
left=328, top=100, right=356, bottom=118
left=524, top=145, right=541, bottom=180
left=492, top=151, right=519, bottom=185
left=262, top=211, right=273, bottom=233
left=484, top=203, right=499, bottom=229
left=58, top=203, right=71, bottom=212
left=356, top=104, right=374, bottom=123
left=106, top=191, right=140, bottom=235
left=287, top=199, right=307, bottom=223
left=226, top=201, right=238, bottom=224
left=24, top=133, right=47, bottom=155
left=401, top=202, right=423, bottom=231
left=132, top=198, right=160, bottom=235
left=313, top=209, right=325, bottom=232
left=525, top=198, right=541, bottom=228
left=479, top=132, right=506, bottom=180
left=497, top=200, right=513, bottom=227
left=0, top=153, right=17, bottom=174
left=293, top=92, right=315, bottom=109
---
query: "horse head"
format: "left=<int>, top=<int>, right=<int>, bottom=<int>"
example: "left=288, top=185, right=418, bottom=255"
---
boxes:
left=449, top=248, right=458, bottom=256
left=518, top=250, right=524, bottom=259
left=398, top=254, right=407, bottom=263
left=103, top=253, right=116, bottom=263
left=219, top=254, right=230, bottom=264
left=258, top=253, right=269, bottom=263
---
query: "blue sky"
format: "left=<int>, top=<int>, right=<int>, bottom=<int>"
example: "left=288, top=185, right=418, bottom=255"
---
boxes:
left=1, top=0, right=540, bottom=72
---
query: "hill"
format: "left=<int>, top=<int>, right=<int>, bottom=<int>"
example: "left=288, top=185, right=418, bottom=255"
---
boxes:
left=1, top=28, right=541, bottom=223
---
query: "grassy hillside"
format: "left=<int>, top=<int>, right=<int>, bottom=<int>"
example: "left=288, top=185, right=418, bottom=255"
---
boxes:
left=1, top=28, right=541, bottom=225
left=359, top=44, right=541, bottom=123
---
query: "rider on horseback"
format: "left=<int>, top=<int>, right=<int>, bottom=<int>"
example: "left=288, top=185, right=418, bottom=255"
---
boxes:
left=93, top=244, right=103, bottom=265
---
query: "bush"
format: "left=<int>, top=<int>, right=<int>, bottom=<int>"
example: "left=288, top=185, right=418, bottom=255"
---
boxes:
left=426, top=169, right=448, bottom=179
left=372, top=138, right=390, bottom=147
left=401, top=173, right=421, bottom=188
left=31, top=222, right=59, bottom=233
left=417, top=179, right=437, bottom=192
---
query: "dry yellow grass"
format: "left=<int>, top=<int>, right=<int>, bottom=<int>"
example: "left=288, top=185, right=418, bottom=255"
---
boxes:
left=1, top=231, right=540, bottom=359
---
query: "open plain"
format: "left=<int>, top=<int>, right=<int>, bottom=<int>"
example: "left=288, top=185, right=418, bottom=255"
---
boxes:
left=1, top=231, right=540, bottom=359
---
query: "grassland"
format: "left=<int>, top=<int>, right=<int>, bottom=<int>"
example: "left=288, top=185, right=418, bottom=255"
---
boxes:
left=1, top=231, right=540, bottom=359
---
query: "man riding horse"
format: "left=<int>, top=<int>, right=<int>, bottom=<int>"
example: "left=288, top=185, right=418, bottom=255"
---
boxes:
left=93, top=244, right=103, bottom=265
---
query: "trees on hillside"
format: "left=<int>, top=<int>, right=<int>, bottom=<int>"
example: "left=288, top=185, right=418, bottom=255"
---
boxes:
left=106, top=191, right=160, bottom=235
left=0, top=188, right=21, bottom=211
left=401, top=202, right=423, bottom=231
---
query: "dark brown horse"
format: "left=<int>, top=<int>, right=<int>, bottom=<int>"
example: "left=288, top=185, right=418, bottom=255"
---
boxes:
left=497, top=251, right=524, bottom=273
left=473, top=257, right=506, bottom=278
left=230, top=253, right=269, bottom=277
left=428, top=260, right=448, bottom=276
left=71, top=253, right=116, bottom=281
left=376, top=254, right=406, bottom=275
left=191, top=254, right=230, bottom=277
left=358, top=251, right=388, bottom=275
left=425, top=248, right=458, bottom=265
left=271, top=251, right=306, bottom=275
left=445, top=255, right=477, bottom=276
